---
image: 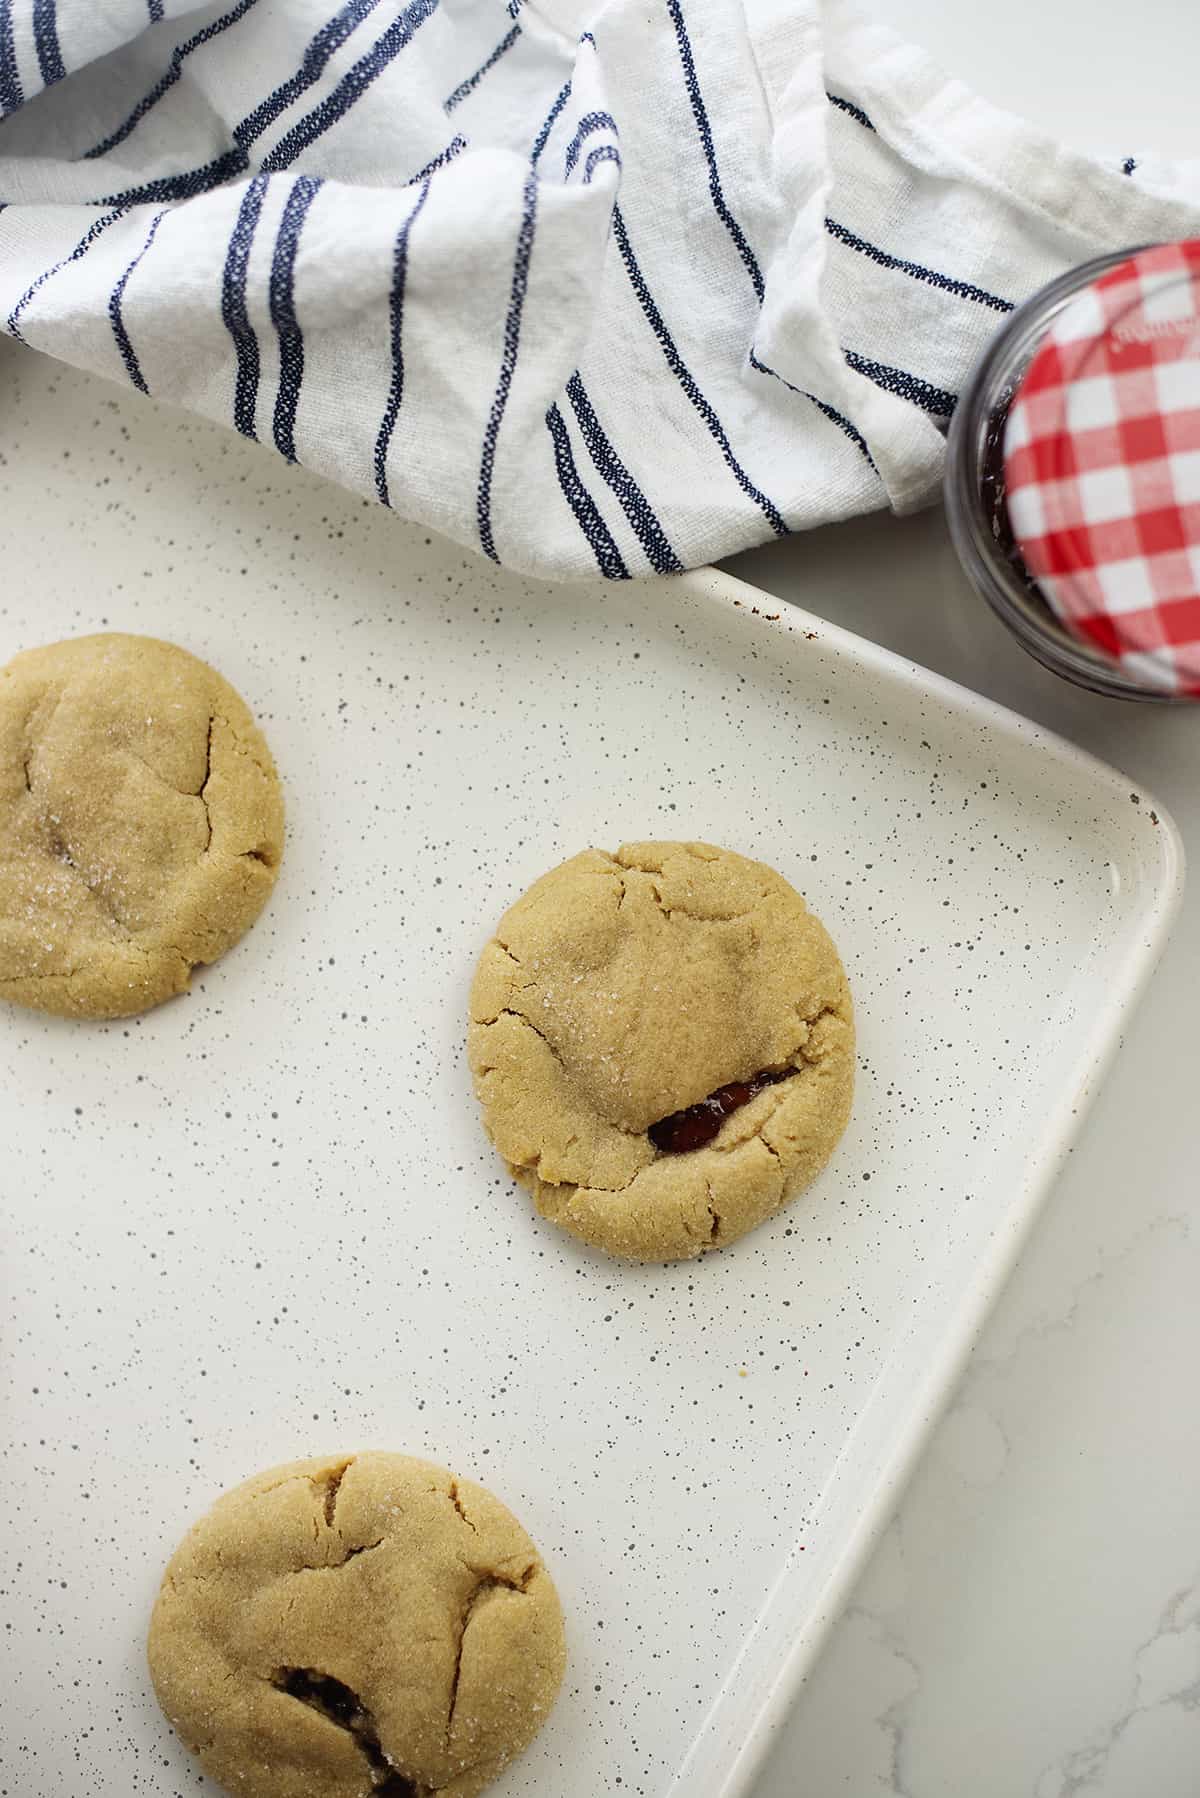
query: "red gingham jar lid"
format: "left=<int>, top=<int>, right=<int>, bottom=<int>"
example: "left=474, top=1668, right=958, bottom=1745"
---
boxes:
left=1004, top=240, right=1200, bottom=698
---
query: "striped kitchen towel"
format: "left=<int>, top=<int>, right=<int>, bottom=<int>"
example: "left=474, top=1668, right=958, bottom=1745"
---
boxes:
left=1, top=0, right=1199, bottom=580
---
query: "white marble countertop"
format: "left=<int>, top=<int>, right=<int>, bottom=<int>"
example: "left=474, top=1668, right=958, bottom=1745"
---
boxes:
left=729, top=6, right=1200, bottom=1794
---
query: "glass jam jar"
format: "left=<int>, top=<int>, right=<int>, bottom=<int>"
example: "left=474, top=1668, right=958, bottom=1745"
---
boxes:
left=945, top=241, right=1200, bottom=702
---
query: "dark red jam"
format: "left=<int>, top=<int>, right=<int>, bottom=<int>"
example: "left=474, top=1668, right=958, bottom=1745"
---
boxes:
left=648, top=1068, right=791, bottom=1154
left=980, top=389, right=1051, bottom=610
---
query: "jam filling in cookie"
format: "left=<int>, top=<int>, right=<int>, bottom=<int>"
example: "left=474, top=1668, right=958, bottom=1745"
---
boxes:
left=648, top=1068, right=793, bottom=1154
left=273, top=1669, right=424, bottom=1795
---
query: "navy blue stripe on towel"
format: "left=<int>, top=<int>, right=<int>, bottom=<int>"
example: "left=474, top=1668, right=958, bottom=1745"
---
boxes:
left=478, top=170, right=538, bottom=563
left=444, top=21, right=520, bottom=111
left=99, top=147, right=250, bottom=207
left=8, top=209, right=125, bottom=341
left=109, top=207, right=168, bottom=393
left=583, top=144, right=620, bottom=183
left=825, top=216, right=1015, bottom=313
left=668, top=5, right=866, bottom=465
left=33, top=0, right=65, bottom=88
left=804, top=390, right=877, bottom=464
left=826, top=91, right=874, bottom=130
left=374, top=175, right=432, bottom=506
left=0, top=0, right=23, bottom=116
left=269, top=175, right=323, bottom=463
left=611, top=205, right=786, bottom=537
left=545, top=403, right=629, bottom=579
left=91, top=0, right=421, bottom=189
left=412, top=134, right=466, bottom=181
left=221, top=172, right=270, bottom=439
left=261, top=0, right=437, bottom=173
left=748, top=349, right=876, bottom=470
left=90, top=0, right=367, bottom=167
left=565, top=372, right=681, bottom=572
left=148, top=0, right=165, bottom=20
left=844, top=348, right=956, bottom=419
left=531, top=78, right=571, bottom=165
left=563, top=111, right=617, bottom=177
left=236, top=0, right=382, bottom=151
left=85, top=0, right=260, bottom=158
left=667, top=0, right=762, bottom=301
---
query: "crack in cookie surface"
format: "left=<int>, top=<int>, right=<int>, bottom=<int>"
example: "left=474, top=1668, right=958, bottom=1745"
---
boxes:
left=445, top=1569, right=530, bottom=1751
left=314, top=1457, right=351, bottom=1530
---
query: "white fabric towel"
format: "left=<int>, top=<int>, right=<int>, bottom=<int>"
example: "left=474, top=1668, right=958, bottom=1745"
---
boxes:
left=2, top=0, right=1199, bottom=579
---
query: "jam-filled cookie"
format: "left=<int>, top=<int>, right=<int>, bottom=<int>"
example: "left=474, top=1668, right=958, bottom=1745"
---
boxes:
left=148, top=1452, right=566, bottom=1798
left=0, top=633, right=282, bottom=1018
left=468, top=841, right=854, bottom=1261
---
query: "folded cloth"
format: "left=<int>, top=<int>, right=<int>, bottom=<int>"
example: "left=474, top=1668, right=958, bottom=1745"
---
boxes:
left=2, top=0, right=1199, bottom=580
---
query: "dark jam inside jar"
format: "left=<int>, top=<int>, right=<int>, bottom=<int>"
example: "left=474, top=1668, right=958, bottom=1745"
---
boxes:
left=978, top=384, right=1054, bottom=615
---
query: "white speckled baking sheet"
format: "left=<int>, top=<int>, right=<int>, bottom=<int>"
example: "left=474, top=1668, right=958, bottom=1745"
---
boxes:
left=0, top=338, right=1183, bottom=1798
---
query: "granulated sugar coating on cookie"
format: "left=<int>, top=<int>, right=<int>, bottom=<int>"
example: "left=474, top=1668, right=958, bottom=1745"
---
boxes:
left=148, top=1451, right=566, bottom=1798
left=0, top=633, right=282, bottom=1018
left=468, top=841, right=855, bottom=1261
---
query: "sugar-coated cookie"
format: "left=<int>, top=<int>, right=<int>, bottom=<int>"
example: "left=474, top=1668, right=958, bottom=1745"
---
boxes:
left=469, top=841, right=854, bottom=1261
left=0, top=633, right=282, bottom=1018
left=148, top=1451, right=566, bottom=1798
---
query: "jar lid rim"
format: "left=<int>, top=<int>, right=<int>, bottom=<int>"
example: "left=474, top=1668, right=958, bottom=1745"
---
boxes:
left=1004, top=239, right=1200, bottom=697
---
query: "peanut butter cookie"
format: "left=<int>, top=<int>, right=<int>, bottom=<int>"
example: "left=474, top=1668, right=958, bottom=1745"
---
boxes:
left=148, top=1452, right=566, bottom=1798
left=0, top=632, right=282, bottom=1018
left=468, top=841, right=854, bottom=1261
